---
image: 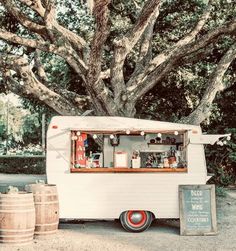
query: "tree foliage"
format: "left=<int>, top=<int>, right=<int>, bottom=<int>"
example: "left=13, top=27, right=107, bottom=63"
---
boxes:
left=0, top=95, right=43, bottom=148
left=0, top=0, right=235, bottom=182
left=0, top=0, right=235, bottom=125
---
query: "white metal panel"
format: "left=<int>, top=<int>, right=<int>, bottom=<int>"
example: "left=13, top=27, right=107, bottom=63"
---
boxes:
left=186, top=144, right=206, bottom=174
left=48, top=116, right=201, bottom=132
left=189, top=134, right=231, bottom=145
left=47, top=173, right=207, bottom=219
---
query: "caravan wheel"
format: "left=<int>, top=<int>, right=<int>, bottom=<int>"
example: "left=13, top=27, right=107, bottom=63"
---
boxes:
left=120, top=211, right=153, bottom=232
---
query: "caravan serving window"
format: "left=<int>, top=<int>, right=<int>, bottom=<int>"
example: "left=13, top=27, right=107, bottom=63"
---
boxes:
left=70, top=130, right=188, bottom=173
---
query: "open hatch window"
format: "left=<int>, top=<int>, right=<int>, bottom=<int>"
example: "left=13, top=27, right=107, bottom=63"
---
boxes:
left=70, top=131, right=188, bottom=173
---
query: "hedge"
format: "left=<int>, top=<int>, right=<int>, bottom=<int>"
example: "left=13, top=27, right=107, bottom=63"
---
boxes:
left=0, top=156, right=46, bottom=174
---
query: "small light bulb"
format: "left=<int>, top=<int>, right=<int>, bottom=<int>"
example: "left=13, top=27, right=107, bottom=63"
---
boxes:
left=174, top=131, right=178, bottom=136
left=126, top=130, right=130, bottom=135
left=140, top=131, right=145, bottom=136
left=93, top=134, right=97, bottom=139
left=157, top=133, right=162, bottom=138
left=218, top=141, right=224, bottom=146
left=76, top=131, right=81, bottom=136
left=227, top=136, right=231, bottom=141
left=110, top=134, right=114, bottom=139
left=223, top=141, right=227, bottom=145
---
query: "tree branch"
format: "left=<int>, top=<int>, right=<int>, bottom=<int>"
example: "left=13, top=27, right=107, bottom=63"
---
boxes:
left=43, top=0, right=57, bottom=42
left=0, top=28, right=88, bottom=76
left=33, top=49, right=48, bottom=83
left=0, top=28, right=51, bottom=50
left=110, top=0, right=162, bottom=105
left=18, top=0, right=45, bottom=17
left=180, top=42, right=236, bottom=125
left=131, top=9, right=159, bottom=83
left=53, top=88, right=91, bottom=111
left=127, top=2, right=212, bottom=89
left=87, top=0, right=110, bottom=85
left=0, top=0, right=48, bottom=38
left=18, top=0, right=86, bottom=51
left=0, top=54, right=85, bottom=115
left=149, top=2, right=212, bottom=73
left=33, top=52, right=91, bottom=110
left=86, top=0, right=116, bottom=115
left=129, top=18, right=236, bottom=101
left=99, top=69, right=110, bottom=80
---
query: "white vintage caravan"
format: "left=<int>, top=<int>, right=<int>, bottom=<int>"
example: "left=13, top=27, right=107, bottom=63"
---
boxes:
left=46, top=116, right=229, bottom=232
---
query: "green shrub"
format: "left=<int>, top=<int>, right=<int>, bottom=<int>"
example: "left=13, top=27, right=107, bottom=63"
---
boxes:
left=0, top=156, right=45, bottom=174
left=215, top=186, right=227, bottom=197
left=206, top=128, right=236, bottom=186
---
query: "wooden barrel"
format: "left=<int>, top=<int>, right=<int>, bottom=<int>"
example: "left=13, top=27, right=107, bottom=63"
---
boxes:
left=0, top=192, right=35, bottom=245
left=25, top=184, right=59, bottom=235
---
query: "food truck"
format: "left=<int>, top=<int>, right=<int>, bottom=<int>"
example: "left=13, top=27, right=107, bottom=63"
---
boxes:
left=46, top=116, right=230, bottom=232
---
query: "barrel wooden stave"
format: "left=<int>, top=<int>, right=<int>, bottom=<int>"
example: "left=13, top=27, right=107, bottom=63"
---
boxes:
left=25, top=184, right=59, bottom=235
left=0, top=192, right=35, bottom=245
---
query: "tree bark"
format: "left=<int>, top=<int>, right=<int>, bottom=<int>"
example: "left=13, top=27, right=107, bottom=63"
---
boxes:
left=180, top=42, right=236, bottom=125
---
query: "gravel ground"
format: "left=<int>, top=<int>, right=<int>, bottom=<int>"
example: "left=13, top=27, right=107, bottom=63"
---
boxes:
left=0, top=175, right=236, bottom=251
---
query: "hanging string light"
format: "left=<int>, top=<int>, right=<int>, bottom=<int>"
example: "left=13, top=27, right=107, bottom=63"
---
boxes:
left=174, top=131, right=179, bottom=136
left=216, top=135, right=231, bottom=146
left=76, top=131, right=81, bottom=136
left=140, top=131, right=145, bottom=136
left=110, top=134, right=114, bottom=139
left=126, top=130, right=130, bottom=135
left=93, top=134, right=97, bottom=139
left=157, top=133, right=162, bottom=138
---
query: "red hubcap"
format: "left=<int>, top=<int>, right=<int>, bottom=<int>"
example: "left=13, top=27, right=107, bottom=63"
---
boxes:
left=127, top=211, right=147, bottom=228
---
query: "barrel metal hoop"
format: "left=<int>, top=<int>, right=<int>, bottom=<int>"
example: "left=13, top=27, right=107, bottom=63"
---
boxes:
left=0, top=228, right=35, bottom=232
left=0, top=209, right=35, bottom=213
left=34, top=193, right=58, bottom=196
left=0, top=203, right=34, bottom=207
left=0, top=233, right=34, bottom=238
left=0, top=238, right=33, bottom=243
left=35, top=201, right=59, bottom=205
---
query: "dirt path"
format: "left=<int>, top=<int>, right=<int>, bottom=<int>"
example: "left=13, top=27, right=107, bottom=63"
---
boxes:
left=0, top=189, right=236, bottom=251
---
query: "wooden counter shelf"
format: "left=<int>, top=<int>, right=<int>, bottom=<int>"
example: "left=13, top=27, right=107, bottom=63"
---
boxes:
left=147, top=142, right=183, bottom=145
left=70, top=167, right=187, bottom=173
left=147, top=143, right=176, bottom=145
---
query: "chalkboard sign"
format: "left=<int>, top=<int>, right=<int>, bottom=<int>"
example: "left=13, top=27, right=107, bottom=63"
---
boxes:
left=179, top=185, right=217, bottom=236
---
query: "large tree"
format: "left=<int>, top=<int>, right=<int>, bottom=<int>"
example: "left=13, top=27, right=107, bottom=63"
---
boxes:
left=0, top=0, right=236, bottom=125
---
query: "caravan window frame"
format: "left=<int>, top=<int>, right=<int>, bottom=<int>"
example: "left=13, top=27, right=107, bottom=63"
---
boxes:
left=70, top=130, right=189, bottom=173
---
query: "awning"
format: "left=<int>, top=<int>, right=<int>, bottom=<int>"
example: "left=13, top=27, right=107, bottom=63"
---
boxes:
left=189, top=134, right=231, bottom=145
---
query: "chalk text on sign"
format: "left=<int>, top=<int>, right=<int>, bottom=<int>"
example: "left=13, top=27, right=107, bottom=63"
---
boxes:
left=191, top=190, right=202, bottom=196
